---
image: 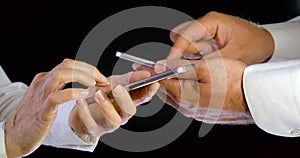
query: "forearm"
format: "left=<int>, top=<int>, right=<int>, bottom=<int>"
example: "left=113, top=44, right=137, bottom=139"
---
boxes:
left=0, top=66, right=28, bottom=157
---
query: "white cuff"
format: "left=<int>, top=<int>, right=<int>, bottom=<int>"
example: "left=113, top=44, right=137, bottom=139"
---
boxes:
left=243, top=59, right=300, bottom=137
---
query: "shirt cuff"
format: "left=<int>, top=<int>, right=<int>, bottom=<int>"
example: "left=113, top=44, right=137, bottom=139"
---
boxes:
left=243, top=59, right=300, bottom=137
left=43, top=100, right=99, bottom=152
left=0, top=121, right=8, bottom=158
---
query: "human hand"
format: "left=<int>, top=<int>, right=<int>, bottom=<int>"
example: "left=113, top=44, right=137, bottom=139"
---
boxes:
left=167, top=11, right=274, bottom=64
left=4, top=58, right=108, bottom=157
left=134, top=57, right=253, bottom=124
left=69, top=70, right=160, bottom=137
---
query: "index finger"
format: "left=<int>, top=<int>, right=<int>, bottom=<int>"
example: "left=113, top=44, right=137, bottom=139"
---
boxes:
left=154, top=59, right=200, bottom=80
left=167, top=20, right=209, bottom=59
left=168, top=12, right=222, bottom=60
left=55, top=58, right=109, bottom=85
left=169, top=21, right=193, bottom=42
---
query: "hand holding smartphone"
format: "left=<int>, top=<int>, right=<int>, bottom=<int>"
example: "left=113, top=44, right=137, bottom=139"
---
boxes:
left=85, top=52, right=194, bottom=105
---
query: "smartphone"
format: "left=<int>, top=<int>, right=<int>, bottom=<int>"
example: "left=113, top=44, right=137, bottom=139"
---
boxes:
left=85, top=64, right=193, bottom=104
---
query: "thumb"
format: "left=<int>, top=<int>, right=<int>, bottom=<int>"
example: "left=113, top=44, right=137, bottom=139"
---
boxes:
left=154, top=59, right=203, bottom=80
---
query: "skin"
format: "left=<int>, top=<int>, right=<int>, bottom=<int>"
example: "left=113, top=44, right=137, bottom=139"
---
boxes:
left=134, top=57, right=250, bottom=123
left=133, top=11, right=276, bottom=124
left=167, top=11, right=275, bottom=65
left=69, top=71, right=160, bottom=136
left=4, top=58, right=159, bottom=158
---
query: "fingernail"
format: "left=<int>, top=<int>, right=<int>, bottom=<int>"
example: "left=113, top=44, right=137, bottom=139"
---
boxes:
left=132, top=63, right=140, bottom=70
left=113, top=85, right=125, bottom=96
left=95, top=90, right=105, bottom=101
left=89, top=79, right=96, bottom=86
left=155, top=60, right=166, bottom=73
left=77, top=89, right=90, bottom=97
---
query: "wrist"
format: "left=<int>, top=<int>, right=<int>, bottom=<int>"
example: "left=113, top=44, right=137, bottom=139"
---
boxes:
left=5, top=118, right=22, bottom=158
left=260, top=27, right=275, bottom=63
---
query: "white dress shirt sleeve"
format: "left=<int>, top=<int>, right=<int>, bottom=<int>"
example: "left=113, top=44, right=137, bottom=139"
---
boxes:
left=262, top=16, right=300, bottom=61
left=243, top=16, right=300, bottom=137
left=42, top=100, right=99, bottom=152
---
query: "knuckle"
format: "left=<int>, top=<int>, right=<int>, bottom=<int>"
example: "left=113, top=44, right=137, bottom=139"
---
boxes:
left=31, top=72, right=47, bottom=85
left=206, top=11, right=220, bottom=17
left=34, top=72, right=46, bottom=79
left=62, top=58, right=74, bottom=67
left=50, top=69, right=61, bottom=79
left=46, top=93, right=58, bottom=104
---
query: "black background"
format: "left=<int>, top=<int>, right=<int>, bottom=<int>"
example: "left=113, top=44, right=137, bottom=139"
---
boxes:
left=1, top=0, right=300, bottom=157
